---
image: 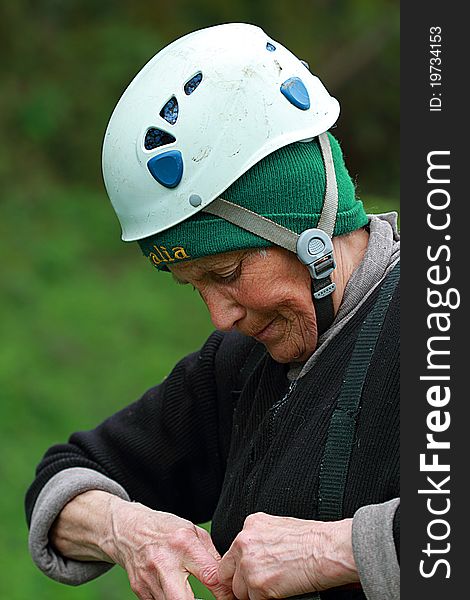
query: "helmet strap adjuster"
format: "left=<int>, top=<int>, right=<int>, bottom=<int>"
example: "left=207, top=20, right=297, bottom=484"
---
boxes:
left=296, top=228, right=336, bottom=283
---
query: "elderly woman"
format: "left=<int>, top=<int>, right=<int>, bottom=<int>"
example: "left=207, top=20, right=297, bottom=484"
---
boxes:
left=25, top=24, right=399, bottom=600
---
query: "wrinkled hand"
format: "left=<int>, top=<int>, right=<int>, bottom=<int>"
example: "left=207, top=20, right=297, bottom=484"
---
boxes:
left=103, top=499, right=234, bottom=600
left=218, top=512, right=359, bottom=600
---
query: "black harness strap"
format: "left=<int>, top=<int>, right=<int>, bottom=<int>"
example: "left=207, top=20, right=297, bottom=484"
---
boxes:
left=233, top=266, right=399, bottom=600
left=311, top=276, right=335, bottom=336
left=317, top=262, right=400, bottom=521
left=288, top=263, right=400, bottom=600
left=238, top=342, right=267, bottom=390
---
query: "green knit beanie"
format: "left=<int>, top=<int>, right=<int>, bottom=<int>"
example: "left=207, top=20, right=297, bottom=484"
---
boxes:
left=138, top=133, right=368, bottom=270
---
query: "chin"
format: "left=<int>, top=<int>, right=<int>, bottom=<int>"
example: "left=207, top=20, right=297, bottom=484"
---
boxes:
left=265, top=341, right=315, bottom=364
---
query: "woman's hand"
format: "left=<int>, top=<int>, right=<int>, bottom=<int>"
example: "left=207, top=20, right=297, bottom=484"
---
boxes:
left=106, top=499, right=234, bottom=600
left=218, top=512, right=359, bottom=600
left=51, top=490, right=234, bottom=600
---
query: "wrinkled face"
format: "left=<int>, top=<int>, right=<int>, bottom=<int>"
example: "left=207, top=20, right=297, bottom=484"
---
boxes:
left=170, top=247, right=318, bottom=363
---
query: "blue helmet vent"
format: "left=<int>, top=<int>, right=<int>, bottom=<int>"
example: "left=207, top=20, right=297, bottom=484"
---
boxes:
left=160, top=96, right=179, bottom=124
left=184, top=72, right=203, bottom=95
left=144, top=128, right=176, bottom=150
left=266, top=42, right=276, bottom=52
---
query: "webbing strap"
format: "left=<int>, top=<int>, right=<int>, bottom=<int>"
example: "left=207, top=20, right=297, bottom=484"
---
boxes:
left=317, top=262, right=400, bottom=521
left=203, top=197, right=299, bottom=253
left=286, top=265, right=400, bottom=600
left=316, top=133, right=339, bottom=238
left=203, top=133, right=338, bottom=250
left=311, top=277, right=335, bottom=336
left=239, top=342, right=266, bottom=388
left=250, top=267, right=399, bottom=600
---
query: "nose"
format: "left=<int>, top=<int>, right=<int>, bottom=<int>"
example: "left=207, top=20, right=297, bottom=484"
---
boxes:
left=201, top=288, right=246, bottom=332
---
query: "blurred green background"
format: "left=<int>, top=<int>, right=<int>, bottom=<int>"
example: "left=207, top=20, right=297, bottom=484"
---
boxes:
left=0, top=1, right=399, bottom=599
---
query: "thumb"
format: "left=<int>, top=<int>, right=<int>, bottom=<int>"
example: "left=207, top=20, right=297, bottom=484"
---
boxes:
left=186, top=547, right=235, bottom=600
left=195, top=526, right=222, bottom=561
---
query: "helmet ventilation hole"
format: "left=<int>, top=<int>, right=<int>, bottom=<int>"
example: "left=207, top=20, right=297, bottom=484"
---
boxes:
left=266, top=42, right=276, bottom=52
left=160, top=96, right=179, bottom=124
left=184, top=72, right=203, bottom=95
left=144, top=128, right=176, bottom=150
left=184, top=72, right=202, bottom=96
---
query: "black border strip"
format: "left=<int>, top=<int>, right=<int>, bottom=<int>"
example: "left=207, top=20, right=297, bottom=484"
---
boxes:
left=401, top=3, right=466, bottom=596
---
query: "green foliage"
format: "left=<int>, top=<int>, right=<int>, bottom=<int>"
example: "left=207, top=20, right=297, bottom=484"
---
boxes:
left=1, top=0, right=399, bottom=196
left=1, top=1, right=398, bottom=598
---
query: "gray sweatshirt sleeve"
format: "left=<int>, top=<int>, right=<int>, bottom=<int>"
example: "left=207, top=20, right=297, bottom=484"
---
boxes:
left=352, top=498, right=400, bottom=600
left=28, top=467, right=130, bottom=585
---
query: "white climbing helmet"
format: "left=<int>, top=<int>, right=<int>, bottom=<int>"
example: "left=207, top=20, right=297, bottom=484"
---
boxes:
left=102, top=22, right=340, bottom=242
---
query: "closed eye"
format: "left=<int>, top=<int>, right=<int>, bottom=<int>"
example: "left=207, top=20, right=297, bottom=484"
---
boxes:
left=211, top=263, right=242, bottom=284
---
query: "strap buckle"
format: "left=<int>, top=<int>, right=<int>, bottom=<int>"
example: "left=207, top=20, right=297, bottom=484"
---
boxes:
left=296, top=228, right=336, bottom=283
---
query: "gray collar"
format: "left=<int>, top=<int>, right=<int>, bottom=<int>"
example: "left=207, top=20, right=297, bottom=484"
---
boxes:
left=288, top=212, right=400, bottom=381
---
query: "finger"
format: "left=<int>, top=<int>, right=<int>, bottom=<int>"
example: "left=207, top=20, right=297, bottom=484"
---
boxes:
left=159, top=575, right=195, bottom=600
left=191, top=562, right=234, bottom=600
left=217, top=550, right=237, bottom=587
left=186, top=547, right=234, bottom=600
left=231, top=565, right=249, bottom=600
left=195, top=526, right=221, bottom=561
left=136, top=564, right=193, bottom=600
left=129, top=579, right=156, bottom=600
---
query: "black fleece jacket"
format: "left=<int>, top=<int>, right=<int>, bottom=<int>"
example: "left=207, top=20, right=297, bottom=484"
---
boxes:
left=26, top=274, right=399, bottom=600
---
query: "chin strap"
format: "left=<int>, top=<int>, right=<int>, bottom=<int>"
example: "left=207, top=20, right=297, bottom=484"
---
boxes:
left=203, top=132, right=339, bottom=336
